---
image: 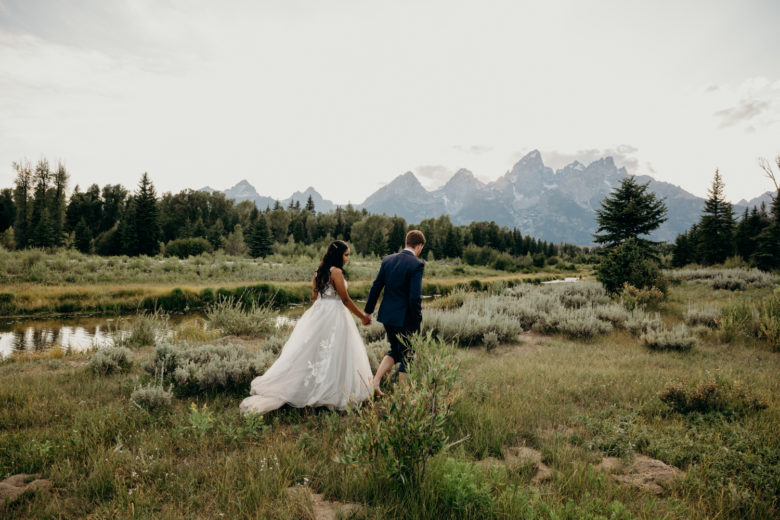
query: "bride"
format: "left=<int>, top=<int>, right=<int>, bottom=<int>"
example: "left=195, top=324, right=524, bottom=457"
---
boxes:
left=240, top=240, right=374, bottom=414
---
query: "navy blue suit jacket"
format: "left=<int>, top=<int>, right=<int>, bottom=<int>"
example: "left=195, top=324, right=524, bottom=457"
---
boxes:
left=364, top=250, right=425, bottom=330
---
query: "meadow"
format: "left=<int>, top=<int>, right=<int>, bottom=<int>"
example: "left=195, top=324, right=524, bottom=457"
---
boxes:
left=1, top=265, right=778, bottom=519
left=0, top=248, right=579, bottom=316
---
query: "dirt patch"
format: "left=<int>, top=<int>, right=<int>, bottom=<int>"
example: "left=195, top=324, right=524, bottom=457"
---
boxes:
left=286, top=486, right=363, bottom=520
left=0, top=474, right=52, bottom=504
left=597, top=455, right=684, bottom=494
left=477, top=445, right=552, bottom=485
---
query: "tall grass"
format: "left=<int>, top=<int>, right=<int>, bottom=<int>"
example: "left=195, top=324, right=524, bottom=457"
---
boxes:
left=205, top=297, right=277, bottom=337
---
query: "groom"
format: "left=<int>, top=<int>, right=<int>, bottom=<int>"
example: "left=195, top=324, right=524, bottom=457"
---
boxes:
left=364, top=230, right=426, bottom=396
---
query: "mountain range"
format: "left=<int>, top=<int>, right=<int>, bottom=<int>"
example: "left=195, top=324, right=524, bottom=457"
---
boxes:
left=199, top=150, right=774, bottom=245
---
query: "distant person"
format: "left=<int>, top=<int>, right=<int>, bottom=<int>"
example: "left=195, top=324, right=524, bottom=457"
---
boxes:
left=240, top=240, right=373, bottom=414
left=364, top=230, right=426, bottom=395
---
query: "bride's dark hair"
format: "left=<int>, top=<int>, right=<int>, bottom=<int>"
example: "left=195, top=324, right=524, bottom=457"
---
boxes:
left=315, top=240, right=349, bottom=294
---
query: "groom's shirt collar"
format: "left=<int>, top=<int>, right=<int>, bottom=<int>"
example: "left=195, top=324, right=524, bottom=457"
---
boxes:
left=403, top=247, right=415, bottom=255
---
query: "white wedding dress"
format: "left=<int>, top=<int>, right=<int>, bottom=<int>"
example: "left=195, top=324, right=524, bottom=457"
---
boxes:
left=240, top=269, right=373, bottom=414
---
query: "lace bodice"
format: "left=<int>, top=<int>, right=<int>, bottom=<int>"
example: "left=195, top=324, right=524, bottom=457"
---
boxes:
left=319, top=267, right=345, bottom=300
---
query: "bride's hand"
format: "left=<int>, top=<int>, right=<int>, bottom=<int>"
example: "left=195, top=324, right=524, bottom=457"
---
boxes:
left=361, top=313, right=372, bottom=326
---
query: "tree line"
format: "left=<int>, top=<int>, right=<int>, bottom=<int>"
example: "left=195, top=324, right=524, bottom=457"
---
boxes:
left=0, top=159, right=573, bottom=268
left=672, top=166, right=780, bottom=271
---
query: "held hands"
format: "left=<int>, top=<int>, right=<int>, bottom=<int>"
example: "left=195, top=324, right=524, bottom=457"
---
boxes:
left=360, top=312, right=372, bottom=326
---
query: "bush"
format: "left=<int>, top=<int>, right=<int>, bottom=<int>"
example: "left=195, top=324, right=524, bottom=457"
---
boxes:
left=130, top=382, right=173, bottom=411
left=684, top=303, right=720, bottom=328
left=365, top=339, right=390, bottom=372
left=758, top=294, right=780, bottom=351
left=659, top=376, right=768, bottom=417
left=358, top=320, right=387, bottom=344
left=205, top=297, right=277, bottom=337
left=641, top=324, right=697, bottom=352
left=619, top=283, right=664, bottom=311
left=482, top=331, right=498, bottom=351
left=667, top=267, right=778, bottom=289
left=426, top=457, right=495, bottom=516
left=261, top=330, right=292, bottom=355
left=719, top=301, right=760, bottom=342
left=163, top=237, right=213, bottom=258
left=597, top=238, right=666, bottom=295
left=124, top=310, right=169, bottom=347
left=89, top=346, right=133, bottom=375
left=423, top=301, right=523, bottom=346
left=146, top=342, right=274, bottom=394
left=341, top=334, right=461, bottom=488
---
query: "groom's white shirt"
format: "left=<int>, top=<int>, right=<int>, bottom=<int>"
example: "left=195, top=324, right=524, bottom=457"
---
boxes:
left=403, top=247, right=415, bottom=255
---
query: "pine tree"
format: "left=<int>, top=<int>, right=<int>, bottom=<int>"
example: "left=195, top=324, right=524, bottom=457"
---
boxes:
left=0, top=188, right=16, bottom=234
left=735, top=206, right=768, bottom=262
left=74, top=217, right=92, bottom=253
left=594, top=176, right=667, bottom=256
left=305, top=195, right=315, bottom=213
left=594, top=177, right=667, bottom=294
left=387, top=218, right=407, bottom=253
left=443, top=226, right=463, bottom=258
left=698, top=170, right=735, bottom=265
left=133, top=173, right=160, bottom=256
left=31, top=206, right=56, bottom=248
left=752, top=189, right=780, bottom=271
left=29, top=159, right=52, bottom=247
left=12, top=161, right=32, bottom=248
left=369, top=228, right=387, bottom=257
left=52, top=162, right=68, bottom=246
left=249, top=215, right=274, bottom=258
left=120, top=198, right=139, bottom=255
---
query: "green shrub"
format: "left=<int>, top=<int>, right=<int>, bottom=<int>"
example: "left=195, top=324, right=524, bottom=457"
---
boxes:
left=124, top=310, right=169, bottom=347
left=341, top=334, right=461, bottom=489
left=163, top=237, right=213, bottom=258
left=641, top=324, right=696, bottom=352
left=89, top=346, right=133, bottom=375
left=684, top=303, right=720, bottom=328
left=365, top=339, right=390, bottom=372
left=358, top=320, right=388, bottom=344
left=618, top=283, right=665, bottom=311
left=205, top=296, right=277, bottom=337
left=427, top=457, right=495, bottom=516
left=482, top=331, right=498, bottom=351
left=758, top=295, right=780, bottom=351
left=597, top=238, right=666, bottom=295
left=261, top=330, right=291, bottom=355
left=659, top=376, right=768, bottom=417
left=423, top=303, right=523, bottom=346
left=719, top=301, right=760, bottom=342
left=147, top=342, right=274, bottom=394
left=130, top=382, right=173, bottom=411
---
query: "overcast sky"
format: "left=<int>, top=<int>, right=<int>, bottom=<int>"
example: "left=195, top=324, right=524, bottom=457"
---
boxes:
left=1, top=0, right=779, bottom=205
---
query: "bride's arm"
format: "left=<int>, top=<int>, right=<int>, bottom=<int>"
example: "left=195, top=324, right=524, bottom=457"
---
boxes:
left=330, top=268, right=370, bottom=324
left=311, top=274, right=318, bottom=302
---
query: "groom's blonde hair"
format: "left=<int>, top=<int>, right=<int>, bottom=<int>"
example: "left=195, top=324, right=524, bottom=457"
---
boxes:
left=405, top=230, right=426, bottom=248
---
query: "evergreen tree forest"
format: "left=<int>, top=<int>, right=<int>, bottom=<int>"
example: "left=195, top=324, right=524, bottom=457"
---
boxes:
left=672, top=167, right=780, bottom=271
left=0, top=159, right=577, bottom=271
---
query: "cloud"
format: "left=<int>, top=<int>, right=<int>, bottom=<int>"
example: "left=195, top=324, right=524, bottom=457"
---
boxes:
left=452, top=144, right=493, bottom=154
left=414, top=164, right=454, bottom=190
left=714, top=99, right=771, bottom=128
left=534, top=145, right=640, bottom=172
left=712, top=76, right=779, bottom=130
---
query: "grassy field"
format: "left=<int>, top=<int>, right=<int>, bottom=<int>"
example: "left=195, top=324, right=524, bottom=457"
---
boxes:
left=0, top=249, right=584, bottom=316
left=1, top=273, right=778, bottom=519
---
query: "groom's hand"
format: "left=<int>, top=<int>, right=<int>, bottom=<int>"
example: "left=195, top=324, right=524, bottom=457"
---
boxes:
left=361, top=313, right=372, bottom=326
